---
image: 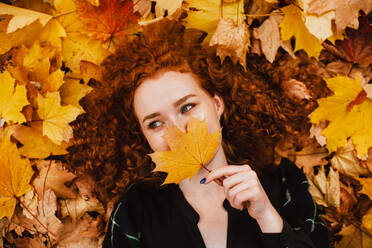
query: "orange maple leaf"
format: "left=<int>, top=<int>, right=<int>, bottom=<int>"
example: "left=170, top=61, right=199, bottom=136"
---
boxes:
left=148, top=117, right=221, bottom=185
left=76, top=0, right=140, bottom=42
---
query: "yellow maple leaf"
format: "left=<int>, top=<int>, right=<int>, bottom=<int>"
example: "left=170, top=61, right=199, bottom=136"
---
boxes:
left=79, top=60, right=103, bottom=84
left=13, top=124, right=69, bottom=159
left=0, top=136, right=33, bottom=220
left=36, top=92, right=81, bottom=145
left=310, top=75, right=372, bottom=159
left=52, top=0, right=84, bottom=33
left=279, top=4, right=323, bottom=58
left=0, top=2, right=52, bottom=33
left=50, top=0, right=110, bottom=73
left=359, top=178, right=372, bottom=200
left=39, top=18, right=66, bottom=49
left=0, top=16, right=43, bottom=54
left=15, top=40, right=64, bottom=93
left=149, top=117, right=221, bottom=185
left=336, top=224, right=372, bottom=248
left=362, top=207, right=372, bottom=233
left=184, top=0, right=245, bottom=42
left=62, top=33, right=110, bottom=74
left=0, top=71, right=29, bottom=124
left=59, top=78, right=93, bottom=112
left=23, top=39, right=61, bottom=71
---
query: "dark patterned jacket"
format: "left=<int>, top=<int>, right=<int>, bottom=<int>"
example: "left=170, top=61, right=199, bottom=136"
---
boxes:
left=102, top=157, right=330, bottom=248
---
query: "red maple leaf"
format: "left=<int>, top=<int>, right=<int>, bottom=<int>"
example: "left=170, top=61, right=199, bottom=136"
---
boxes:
left=323, top=15, right=372, bottom=66
left=77, top=0, right=140, bottom=42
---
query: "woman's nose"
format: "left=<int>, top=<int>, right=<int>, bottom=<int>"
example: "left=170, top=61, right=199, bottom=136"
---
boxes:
left=167, top=116, right=187, bottom=133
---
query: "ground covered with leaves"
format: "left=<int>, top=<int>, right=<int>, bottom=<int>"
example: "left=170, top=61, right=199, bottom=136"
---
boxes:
left=0, top=0, right=371, bottom=247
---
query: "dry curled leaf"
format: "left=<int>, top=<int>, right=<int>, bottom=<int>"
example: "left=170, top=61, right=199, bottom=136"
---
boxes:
left=21, top=189, right=63, bottom=238
left=0, top=2, right=52, bottom=33
left=209, top=18, right=250, bottom=68
left=33, top=160, right=77, bottom=199
left=307, top=165, right=340, bottom=207
left=309, top=121, right=327, bottom=147
left=295, top=141, right=329, bottom=174
left=255, top=15, right=282, bottom=63
left=331, top=139, right=369, bottom=178
left=307, top=0, right=372, bottom=33
left=184, top=0, right=245, bottom=42
left=57, top=215, right=103, bottom=248
left=281, top=78, right=312, bottom=101
left=60, top=195, right=104, bottom=223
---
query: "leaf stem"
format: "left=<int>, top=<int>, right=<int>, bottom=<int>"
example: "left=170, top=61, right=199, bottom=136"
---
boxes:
left=42, top=158, right=53, bottom=217
left=245, top=13, right=284, bottom=17
left=53, top=10, right=76, bottom=19
left=287, top=151, right=329, bottom=156
left=18, top=199, right=57, bottom=238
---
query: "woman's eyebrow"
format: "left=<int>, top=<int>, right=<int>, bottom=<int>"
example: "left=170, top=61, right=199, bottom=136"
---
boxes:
left=142, top=94, right=197, bottom=123
left=172, top=94, right=197, bottom=108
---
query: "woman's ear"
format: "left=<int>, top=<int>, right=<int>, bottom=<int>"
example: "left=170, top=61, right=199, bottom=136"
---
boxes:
left=213, top=93, right=224, bottom=119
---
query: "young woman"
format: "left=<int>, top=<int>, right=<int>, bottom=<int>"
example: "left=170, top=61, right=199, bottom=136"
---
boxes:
left=68, top=19, right=331, bottom=247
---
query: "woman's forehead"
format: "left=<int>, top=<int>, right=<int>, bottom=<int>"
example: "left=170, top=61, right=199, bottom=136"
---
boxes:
left=134, top=71, right=203, bottom=101
left=133, top=71, right=206, bottom=117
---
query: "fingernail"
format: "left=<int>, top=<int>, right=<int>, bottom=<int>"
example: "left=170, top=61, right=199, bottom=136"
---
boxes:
left=200, top=178, right=206, bottom=184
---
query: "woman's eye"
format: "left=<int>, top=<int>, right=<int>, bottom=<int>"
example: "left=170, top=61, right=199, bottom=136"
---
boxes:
left=148, top=121, right=161, bottom=129
left=181, top=103, right=195, bottom=114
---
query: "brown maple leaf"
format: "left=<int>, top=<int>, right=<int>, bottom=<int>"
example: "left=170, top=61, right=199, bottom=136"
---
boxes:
left=307, top=0, right=371, bottom=33
left=76, top=0, right=140, bottom=42
left=57, top=215, right=104, bottom=247
left=32, top=160, right=77, bottom=199
left=322, top=16, right=372, bottom=66
left=21, top=189, right=63, bottom=238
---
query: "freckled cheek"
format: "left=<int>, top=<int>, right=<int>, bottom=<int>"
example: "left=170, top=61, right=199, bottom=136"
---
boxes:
left=148, top=133, right=170, bottom=152
left=193, top=107, right=220, bottom=133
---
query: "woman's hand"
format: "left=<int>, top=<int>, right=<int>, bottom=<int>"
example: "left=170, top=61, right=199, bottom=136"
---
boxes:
left=202, top=164, right=283, bottom=232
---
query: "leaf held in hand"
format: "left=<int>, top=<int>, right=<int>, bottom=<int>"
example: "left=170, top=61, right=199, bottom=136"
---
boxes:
left=149, top=117, right=221, bottom=185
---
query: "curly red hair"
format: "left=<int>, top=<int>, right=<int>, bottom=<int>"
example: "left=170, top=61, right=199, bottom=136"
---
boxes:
left=65, top=19, right=331, bottom=203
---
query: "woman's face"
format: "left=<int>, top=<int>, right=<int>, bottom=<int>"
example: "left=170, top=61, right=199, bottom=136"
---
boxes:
left=133, top=70, right=224, bottom=152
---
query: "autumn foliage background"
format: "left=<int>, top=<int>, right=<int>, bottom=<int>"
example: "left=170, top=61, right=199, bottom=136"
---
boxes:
left=0, top=0, right=371, bottom=247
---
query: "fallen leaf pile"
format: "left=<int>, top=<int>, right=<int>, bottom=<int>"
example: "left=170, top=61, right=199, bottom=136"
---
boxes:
left=0, top=0, right=371, bottom=247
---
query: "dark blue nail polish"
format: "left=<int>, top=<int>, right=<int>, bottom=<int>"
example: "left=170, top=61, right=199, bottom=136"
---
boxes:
left=200, top=178, right=206, bottom=184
